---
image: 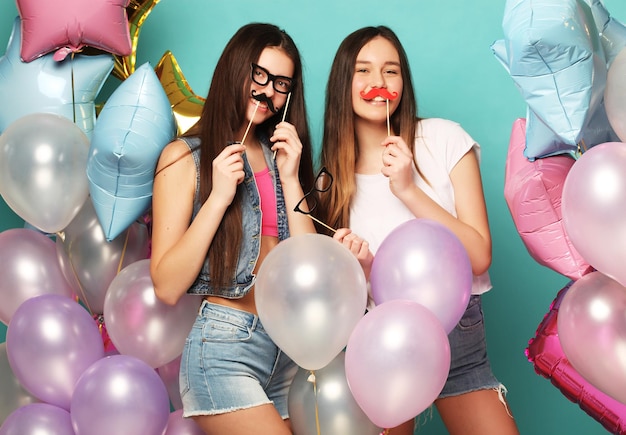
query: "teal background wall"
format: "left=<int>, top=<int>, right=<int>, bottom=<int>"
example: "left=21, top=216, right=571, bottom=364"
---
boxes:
left=1, top=1, right=625, bottom=433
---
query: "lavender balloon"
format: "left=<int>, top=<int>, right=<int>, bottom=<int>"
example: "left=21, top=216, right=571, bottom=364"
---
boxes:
left=370, top=218, right=472, bottom=333
left=6, top=294, right=104, bottom=410
left=558, top=271, right=626, bottom=404
left=163, top=409, right=204, bottom=435
left=0, top=403, right=74, bottom=435
left=103, top=259, right=201, bottom=368
left=157, top=355, right=183, bottom=410
left=70, top=355, right=169, bottom=435
left=0, top=228, right=74, bottom=325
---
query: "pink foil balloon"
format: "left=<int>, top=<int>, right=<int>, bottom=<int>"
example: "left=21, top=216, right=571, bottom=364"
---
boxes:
left=370, top=218, right=472, bottom=333
left=16, top=0, right=131, bottom=62
left=6, top=294, right=105, bottom=410
left=0, top=228, right=74, bottom=325
left=345, top=300, right=450, bottom=429
left=70, top=355, right=169, bottom=435
left=562, top=142, right=626, bottom=287
left=103, top=259, right=201, bottom=368
left=0, top=403, right=73, bottom=435
left=558, top=271, right=626, bottom=405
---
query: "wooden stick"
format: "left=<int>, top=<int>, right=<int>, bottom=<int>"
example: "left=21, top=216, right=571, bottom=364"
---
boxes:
left=241, top=100, right=260, bottom=145
left=273, top=92, right=292, bottom=159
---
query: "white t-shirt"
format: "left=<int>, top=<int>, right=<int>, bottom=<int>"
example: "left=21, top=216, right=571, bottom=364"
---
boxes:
left=349, top=117, right=492, bottom=296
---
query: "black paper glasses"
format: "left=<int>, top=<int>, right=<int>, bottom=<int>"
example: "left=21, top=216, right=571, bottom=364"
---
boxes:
left=250, top=63, right=293, bottom=94
left=294, top=167, right=336, bottom=233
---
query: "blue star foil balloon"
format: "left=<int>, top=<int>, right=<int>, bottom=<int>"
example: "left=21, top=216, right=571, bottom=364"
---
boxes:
left=87, top=62, right=176, bottom=241
left=492, top=0, right=616, bottom=160
left=0, top=17, right=114, bottom=137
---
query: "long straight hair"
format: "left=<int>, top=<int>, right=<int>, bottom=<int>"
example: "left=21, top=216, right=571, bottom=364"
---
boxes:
left=317, top=26, right=419, bottom=233
left=185, top=23, right=314, bottom=288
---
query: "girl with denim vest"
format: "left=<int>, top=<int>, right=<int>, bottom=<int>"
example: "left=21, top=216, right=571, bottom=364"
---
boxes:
left=150, top=23, right=316, bottom=435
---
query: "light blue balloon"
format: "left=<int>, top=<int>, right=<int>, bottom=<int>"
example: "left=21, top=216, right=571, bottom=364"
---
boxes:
left=586, top=0, right=626, bottom=66
left=87, top=62, right=176, bottom=241
left=0, top=17, right=114, bottom=137
left=493, top=0, right=613, bottom=160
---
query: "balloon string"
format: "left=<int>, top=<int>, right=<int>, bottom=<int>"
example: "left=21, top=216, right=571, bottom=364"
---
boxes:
left=273, top=92, right=292, bottom=159
left=311, top=370, right=321, bottom=435
left=381, top=429, right=390, bottom=435
left=117, top=229, right=130, bottom=274
left=60, top=231, right=94, bottom=315
left=71, top=52, right=76, bottom=124
left=241, top=100, right=260, bottom=145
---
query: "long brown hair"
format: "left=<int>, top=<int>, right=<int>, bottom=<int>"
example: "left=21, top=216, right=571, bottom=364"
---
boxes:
left=186, top=23, right=314, bottom=288
left=317, top=26, right=419, bottom=233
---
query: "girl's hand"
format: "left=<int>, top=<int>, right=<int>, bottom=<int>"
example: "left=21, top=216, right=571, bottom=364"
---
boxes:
left=381, top=136, right=415, bottom=198
left=271, top=121, right=302, bottom=181
left=210, top=142, right=246, bottom=206
left=333, top=228, right=374, bottom=279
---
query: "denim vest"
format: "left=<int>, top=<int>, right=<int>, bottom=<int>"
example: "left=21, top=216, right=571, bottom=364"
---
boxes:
left=180, top=136, right=290, bottom=298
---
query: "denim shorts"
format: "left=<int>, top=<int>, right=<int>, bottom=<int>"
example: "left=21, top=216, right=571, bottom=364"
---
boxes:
left=438, top=294, right=502, bottom=398
left=179, top=300, right=297, bottom=418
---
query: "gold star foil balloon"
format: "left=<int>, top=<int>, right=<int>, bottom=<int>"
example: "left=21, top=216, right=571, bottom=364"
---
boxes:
left=113, top=0, right=160, bottom=80
left=155, top=50, right=205, bottom=135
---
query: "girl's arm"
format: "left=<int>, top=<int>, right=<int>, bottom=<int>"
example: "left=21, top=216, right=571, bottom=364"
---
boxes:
left=382, top=138, right=492, bottom=275
left=150, top=140, right=246, bottom=305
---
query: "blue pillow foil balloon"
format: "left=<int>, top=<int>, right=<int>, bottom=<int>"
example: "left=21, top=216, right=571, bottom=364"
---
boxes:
left=87, top=62, right=176, bottom=241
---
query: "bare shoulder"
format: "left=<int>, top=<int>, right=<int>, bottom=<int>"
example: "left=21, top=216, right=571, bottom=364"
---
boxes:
left=156, top=139, right=194, bottom=174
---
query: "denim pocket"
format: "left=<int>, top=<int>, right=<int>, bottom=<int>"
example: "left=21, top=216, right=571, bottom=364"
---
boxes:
left=458, top=295, right=483, bottom=330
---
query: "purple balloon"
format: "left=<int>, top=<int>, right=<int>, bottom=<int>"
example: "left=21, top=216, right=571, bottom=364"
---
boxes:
left=163, top=409, right=204, bottom=435
left=6, top=294, right=104, bottom=410
left=70, top=355, right=169, bottom=435
left=370, top=218, right=472, bottom=333
left=0, top=403, right=74, bottom=435
left=345, top=300, right=451, bottom=429
left=0, top=228, right=75, bottom=325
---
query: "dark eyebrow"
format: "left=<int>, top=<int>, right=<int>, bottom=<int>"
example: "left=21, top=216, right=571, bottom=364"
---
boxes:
left=355, top=60, right=401, bottom=67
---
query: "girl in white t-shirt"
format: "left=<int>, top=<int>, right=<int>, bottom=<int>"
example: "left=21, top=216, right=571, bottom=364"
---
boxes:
left=315, top=26, right=520, bottom=435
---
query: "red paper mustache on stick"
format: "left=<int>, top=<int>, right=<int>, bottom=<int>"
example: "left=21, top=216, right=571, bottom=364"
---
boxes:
left=359, top=88, right=398, bottom=100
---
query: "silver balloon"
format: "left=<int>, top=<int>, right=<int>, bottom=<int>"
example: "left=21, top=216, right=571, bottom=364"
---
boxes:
left=0, top=113, right=90, bottom=233
left=56, top=198, right=151, bottom=314
left=0, top=343, right=39, bottom=426
left=288, top=352, right=381, bottom=435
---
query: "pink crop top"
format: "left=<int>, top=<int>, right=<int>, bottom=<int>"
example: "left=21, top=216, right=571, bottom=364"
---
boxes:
left=254, top=168, right=278, bottom=237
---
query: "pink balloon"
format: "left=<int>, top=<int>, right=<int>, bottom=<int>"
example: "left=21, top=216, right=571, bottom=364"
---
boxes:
left=16, top=0, right=132, bottom=62
left=562, top=142, right=626, bottom=287
left=369, top=219, right=472, bottom=333
left=0, top=403, right=73, bottom=435
left=558, top=271, right=626, bottom=405
left=527, top=282, right=626, bottom=433
left=157, top=355, right=183, bottom=411
left=70, top=355, right=169, bottom=435
left=163, top=409, right=204, bottom=435
left=255, top=234, right=368, bottom=370
left=0, top=228, right=74, bottom=325
left=504, top=118, right=592, bottom=280
left=345, top=300, right=450, bottom=429
left=103, top=259, right=201, bottom=368
left=6, top=294, right=105, bottom=410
